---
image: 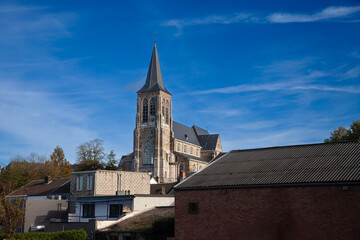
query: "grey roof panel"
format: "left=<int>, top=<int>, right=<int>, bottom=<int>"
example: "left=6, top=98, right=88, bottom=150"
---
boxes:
left=173, top=121, right=200, bottom=146
left=197, top=134, right=219, bottom=150
left=192, top=125, right=209, bottom=136
left=137, top=43, right=170, bottom=95
left=175, top=141, right=360, bottom=189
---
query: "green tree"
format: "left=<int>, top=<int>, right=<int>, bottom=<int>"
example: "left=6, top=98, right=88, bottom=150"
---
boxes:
left=105, top=150, right=118, bottom=170
left=325, top=120, right=360, bottom=142
left=46, top=146, right=71, bottom=178
left=76, top=139, right=105, bottom=171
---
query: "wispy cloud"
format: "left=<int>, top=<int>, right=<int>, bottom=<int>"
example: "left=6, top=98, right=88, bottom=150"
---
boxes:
left=163, top=13, right=256, bottom=36
left=268, top=6, right=360, bottom=23
left=163, top=5, right=360, bottom=35
left=192, top=82, right=360, bottom=95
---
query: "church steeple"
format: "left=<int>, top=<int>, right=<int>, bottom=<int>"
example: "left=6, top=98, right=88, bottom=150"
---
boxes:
left=137, top=43, right=171, bottom=94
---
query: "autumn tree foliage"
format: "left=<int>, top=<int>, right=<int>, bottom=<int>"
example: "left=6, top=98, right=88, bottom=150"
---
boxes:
left=46, top=146, right=71, bottom=178
left=325, top=120, right=360, bottom=142
left=0, top=198, right=25, bottom=237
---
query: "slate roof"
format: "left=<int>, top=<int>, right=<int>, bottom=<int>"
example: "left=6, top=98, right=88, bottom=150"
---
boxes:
left=192, top=125, right=209, bottom=136
left=137, top=43, right=170, bottom=94
left=173, top=121, right=200, bottom=146
left=101, top=207, right=174, bottom=233
left=7, top=178, right=70, bottom=197
left=175, top=141, right=360, bottom=190
left=197, top=134, right=219, bottom=150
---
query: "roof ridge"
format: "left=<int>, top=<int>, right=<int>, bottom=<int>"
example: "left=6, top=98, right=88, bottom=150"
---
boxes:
left=230, top=140, right=359, bottom=153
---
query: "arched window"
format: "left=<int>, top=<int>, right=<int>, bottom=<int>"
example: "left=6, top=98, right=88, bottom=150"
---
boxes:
left=199, top=166, right=202, bottom=171
left=196, top=149, right=199, bottom=156
left=177, top=143, right=181, bottom=151
left=192, top=164, right=196, bottom=172
left=162, top=99, right=165, bottom=116
left=184, top=145, right=187, bottom=153
left=142, top=99, right=148, bottom=123
left=166, top=100, right=169, bottom=124
left=143, top=141, right=154, bottom=165
left=150, top=98, right=156, bottom=116
left=190, top=147, right=193, bottom=155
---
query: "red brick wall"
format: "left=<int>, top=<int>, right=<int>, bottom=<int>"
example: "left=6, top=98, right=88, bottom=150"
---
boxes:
left=175, top=185, right=360, bottom=240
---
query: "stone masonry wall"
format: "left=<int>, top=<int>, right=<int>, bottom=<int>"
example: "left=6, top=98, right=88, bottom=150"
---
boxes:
left=175, top=185, right=360, bottom=240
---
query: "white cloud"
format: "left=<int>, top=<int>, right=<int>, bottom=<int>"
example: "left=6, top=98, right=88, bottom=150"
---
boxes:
left=268, top=6, right=360, bottom=23
left=163, top=5, right=360, bottom=35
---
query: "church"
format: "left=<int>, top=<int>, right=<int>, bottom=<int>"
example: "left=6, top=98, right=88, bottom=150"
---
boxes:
left=119, top=43, right=223, bottom=183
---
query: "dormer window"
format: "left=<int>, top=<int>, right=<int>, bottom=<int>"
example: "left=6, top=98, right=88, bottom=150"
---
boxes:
left=185, top=134, right=188, bottom=140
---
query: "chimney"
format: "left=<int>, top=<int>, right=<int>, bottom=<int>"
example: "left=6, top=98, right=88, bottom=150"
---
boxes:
left=44, top=176, right=52, bottom=184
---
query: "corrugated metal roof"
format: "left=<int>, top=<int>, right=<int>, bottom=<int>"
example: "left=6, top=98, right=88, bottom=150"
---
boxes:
left=175, top=141, right=360, bottom=190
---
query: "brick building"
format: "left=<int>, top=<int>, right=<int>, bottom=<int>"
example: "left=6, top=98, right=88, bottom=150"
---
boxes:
left=120, top=43, right=223, bottom=183
left=174, top=141, right=360, bottom=240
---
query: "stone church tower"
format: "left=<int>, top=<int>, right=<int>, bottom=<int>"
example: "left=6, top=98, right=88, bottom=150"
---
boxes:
left=133, top=43, right=176, bottom=183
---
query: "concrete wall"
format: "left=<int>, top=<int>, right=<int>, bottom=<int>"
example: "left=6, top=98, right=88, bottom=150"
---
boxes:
left=175, top=185, right=360, bottom=240
left=133, top=196, right=174, bottom=212
left=24, top=199, right=68, bottom=232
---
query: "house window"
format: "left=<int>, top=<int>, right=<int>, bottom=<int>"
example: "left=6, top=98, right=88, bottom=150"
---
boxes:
left=192, top=164, right=196, bottom=172
left=190, top=147, right=193, bottom=154
left=86, top=175, right=93, bottom=190
left=184, top=145, right=187, bottom=153
left=109, top=204, right=123, bottom=218
left=188, top=202, right=199, bottom=214
left=83, top=204, right=95, bottom=218
left=76, top=176, right=83, bottom=191
left=143, top=141, right=154, bottom=165
left=196, top=149, right=199, bottom=156
left=142, top=98, right=148, bottom=123
left=177, top=143, right=181, bottom=151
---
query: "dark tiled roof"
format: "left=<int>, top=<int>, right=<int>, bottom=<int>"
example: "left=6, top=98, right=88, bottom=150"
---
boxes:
left=192, top=125, right=209, bottom=136
left=137, top=43, right=170, bottom=94
left=101, top=207, right=174, bottom=233
left=175, top=141, right=360, bottom=190
left=150, top=182, right=177, bottom=195
left=7, top=178, right=70, bottom=197
left=174, top=152, right=207, bottom=163
left=197, top=134, right=219, bottom=150
left=48, top=181, right=70, bottom=195
left=173, top=121, right=200, bottom=146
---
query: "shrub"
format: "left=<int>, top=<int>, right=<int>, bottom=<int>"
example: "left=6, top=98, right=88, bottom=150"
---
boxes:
left=0, top=229, right=87, bottom=240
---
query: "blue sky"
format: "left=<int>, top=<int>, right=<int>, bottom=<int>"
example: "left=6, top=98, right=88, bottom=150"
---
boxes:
left=0, top=0, right=359, bottom=166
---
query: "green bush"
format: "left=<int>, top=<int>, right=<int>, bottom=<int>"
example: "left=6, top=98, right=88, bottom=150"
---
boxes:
left=0, top=229, right=87, bottom=240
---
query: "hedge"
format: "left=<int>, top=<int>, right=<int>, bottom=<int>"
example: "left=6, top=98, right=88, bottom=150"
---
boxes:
left=0, top=229, right=87, bottom=240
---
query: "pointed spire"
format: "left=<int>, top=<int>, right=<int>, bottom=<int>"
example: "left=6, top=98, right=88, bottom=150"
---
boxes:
left=137, top=42, right=171, bottom=94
